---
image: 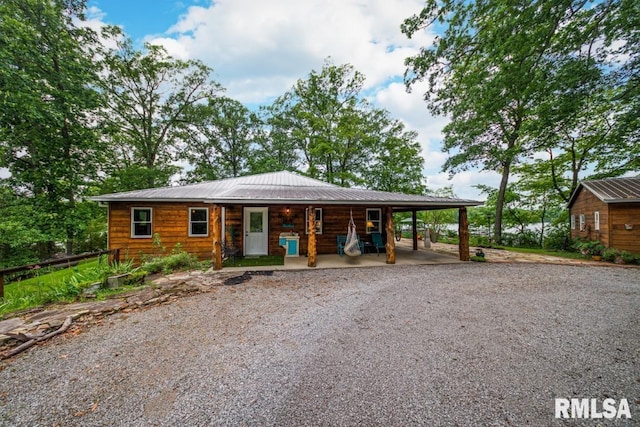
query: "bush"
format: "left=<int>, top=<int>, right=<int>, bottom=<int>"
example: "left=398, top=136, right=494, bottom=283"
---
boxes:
left=140, top=248, right=199, bottom=275
left=544, top=225, right=571, bottom=250
left=602, top=247, right=618, bottom=262
left=619, top=250, right=637, bottom=265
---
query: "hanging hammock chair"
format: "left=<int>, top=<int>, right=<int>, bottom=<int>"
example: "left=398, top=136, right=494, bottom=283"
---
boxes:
left=343, top=210, right=362, bottom=257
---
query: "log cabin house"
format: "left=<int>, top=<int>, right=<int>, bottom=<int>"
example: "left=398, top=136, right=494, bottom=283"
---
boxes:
left=568, top=177, right=640, bottom=254
left=92, top=171, right=482, bottom=269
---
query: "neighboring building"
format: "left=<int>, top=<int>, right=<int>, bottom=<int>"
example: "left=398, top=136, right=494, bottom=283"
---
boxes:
left=568, top=177, right=640, bottom=254
left=92, top=171, right=482, bottom=268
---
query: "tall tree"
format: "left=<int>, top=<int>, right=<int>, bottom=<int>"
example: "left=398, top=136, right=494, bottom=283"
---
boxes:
left=0, top=0, right=107, bottom=256
left=98, top=40, right=223, bottom=190
left=267, top=60, right=425, bottom=191
left=179, top=97, right=258, bottom=182
left=402, top=0, right=623, bottom=243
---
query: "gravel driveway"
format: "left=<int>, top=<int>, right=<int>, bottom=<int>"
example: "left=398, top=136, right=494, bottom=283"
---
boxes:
left=1, top=263, right=638, bottom=426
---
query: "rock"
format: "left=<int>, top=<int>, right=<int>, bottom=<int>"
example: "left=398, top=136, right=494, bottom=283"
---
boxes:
left=0, top=318, right=24, bottom=335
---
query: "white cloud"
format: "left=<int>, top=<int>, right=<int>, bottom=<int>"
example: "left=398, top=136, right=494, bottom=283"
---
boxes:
left=148, top=0, right=435, bottom=102
left=89, top=0, right=498, bottom=198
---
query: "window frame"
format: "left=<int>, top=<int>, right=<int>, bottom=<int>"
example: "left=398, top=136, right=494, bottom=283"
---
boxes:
left=131, top=207, right=153, bottom=238
left=579, top=214, right=585, bottom=231
left=570, top=214, right=576, bottom=230
left=189, top=207, right=210, bottom=237
left=305, top=208, right=323, bottom=234
left=594, top=211, right=600, bottom=231
left=366, top=208, right=382, bottom=234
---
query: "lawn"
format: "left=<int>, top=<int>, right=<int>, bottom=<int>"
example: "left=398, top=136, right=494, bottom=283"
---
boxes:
left=502, top=246, right=584, bottom=260
left=0, top=258, right=110, bottom=317
left=223, top=255, right=284, bottom=268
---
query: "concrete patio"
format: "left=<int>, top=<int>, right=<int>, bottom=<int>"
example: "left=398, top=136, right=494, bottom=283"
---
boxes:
left=225, top=239, right=461, bottom=272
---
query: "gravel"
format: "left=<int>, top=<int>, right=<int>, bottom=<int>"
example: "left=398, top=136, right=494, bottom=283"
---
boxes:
left=0, top=263, right=638, bottom=426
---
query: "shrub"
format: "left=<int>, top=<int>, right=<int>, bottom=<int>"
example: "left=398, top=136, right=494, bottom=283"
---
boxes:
left=574, top=240, right=604, bottom=257
left=140, top=245, right=199, bottom=275
left=602, top=247, right=618, bottom=262
left=544, top=225, right=571, bottom=250
left=619, top=250, right=637, bottom=265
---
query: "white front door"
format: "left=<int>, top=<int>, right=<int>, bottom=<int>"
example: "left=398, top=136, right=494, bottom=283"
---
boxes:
left=244, top=207, right=268, bottom=256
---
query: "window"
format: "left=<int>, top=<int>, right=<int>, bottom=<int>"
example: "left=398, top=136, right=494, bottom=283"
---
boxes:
left=594, top=211, right=600, bottom=231
left=131, top=208, right=152, bottom=238
left=579, top=214, right=585, bottom=231
left=366, top=208, right=382, bottom=234
left=305, top=208, right=323, bottom=234
left=189, top=207, right=209, bottom=236
left=570, top=215, right=576, bottom=230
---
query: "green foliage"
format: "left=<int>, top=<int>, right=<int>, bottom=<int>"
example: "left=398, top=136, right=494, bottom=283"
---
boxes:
left=574, top=241, right=605, bottom=257
left=602, top=247, right=619, bottom=262
left=470, top=256, right=487, bottom=262
left=97, top=39, right=223, bottom=190
left=179, top=97, right=259, bottom=182
left=402, top=0, right=634, bottom=243
left=0, top=0, right=112, bottom=258
left=260, top=59, right=425, bottom=192
left=0, top=257, right=141, bottom=316
left=619, top=250, right=638, bottom=265
left=139, top=243, right=199, bottom=275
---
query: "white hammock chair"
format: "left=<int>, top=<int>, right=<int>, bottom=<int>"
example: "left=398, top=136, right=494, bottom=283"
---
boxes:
left=343, top=210, right=362, bottom=257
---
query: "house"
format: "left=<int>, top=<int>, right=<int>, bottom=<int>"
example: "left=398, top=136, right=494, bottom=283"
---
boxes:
left=568, top=177, right=640, bottom=254
left=91, top=171, right=482, bottom=268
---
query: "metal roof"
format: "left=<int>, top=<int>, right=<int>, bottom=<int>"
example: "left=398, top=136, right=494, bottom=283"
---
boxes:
left=91, top=171, right=482, bottom=210
left=568, top=177, right=640, bottom=207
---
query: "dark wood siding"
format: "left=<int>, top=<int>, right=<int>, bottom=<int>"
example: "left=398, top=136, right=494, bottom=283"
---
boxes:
left=109, top=202, right=214, bottom=261
left=569, top=189, right=610, bottom=247
left=108, top=202, right=391, bottom=260
left=609, top=203, right=640, bottom=254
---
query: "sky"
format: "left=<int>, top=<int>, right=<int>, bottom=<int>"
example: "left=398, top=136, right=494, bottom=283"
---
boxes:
left=85, top=0, right=500, bottom=200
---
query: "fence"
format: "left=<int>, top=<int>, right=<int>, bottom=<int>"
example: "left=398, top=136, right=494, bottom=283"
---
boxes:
left=0, top=249, right=120, bottom=300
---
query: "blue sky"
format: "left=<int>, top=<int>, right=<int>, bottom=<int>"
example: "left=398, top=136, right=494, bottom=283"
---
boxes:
left=85, top=0, right=499, bottom=199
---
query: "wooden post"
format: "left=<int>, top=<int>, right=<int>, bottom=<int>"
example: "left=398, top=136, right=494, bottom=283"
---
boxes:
left=212, top=205, right=223, bottom=270
left=307, top=205, right=317, bottom=267
left=385, top=206, right=396, bottom=264
left=458, top=207, right=470, bottom=261
left=412, top=209, right=418, bottom=250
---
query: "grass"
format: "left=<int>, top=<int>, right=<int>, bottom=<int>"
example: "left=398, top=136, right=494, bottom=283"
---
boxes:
left=501, top=246, right=584, bottom=260
left=223, top=255, right=284, bottom=268
left=0, top=259, right=107, bottom=316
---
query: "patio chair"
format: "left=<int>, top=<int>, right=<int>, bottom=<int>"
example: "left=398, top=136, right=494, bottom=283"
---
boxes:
left=370, top=232, right=385, bottom=256
left=337, top=235, right=347, bottom=256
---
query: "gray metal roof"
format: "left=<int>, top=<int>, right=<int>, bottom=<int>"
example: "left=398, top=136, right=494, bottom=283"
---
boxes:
left=568, top=177, right=640, bottom=207
left=91, top=171, right=482, bottom=209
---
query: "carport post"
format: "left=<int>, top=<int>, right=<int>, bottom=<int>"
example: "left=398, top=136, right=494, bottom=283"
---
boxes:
left=212, top=204, right=223, bottom=270
left=458, top=207, right=470, bottom=261
left=307, top=205, right=317, bottom=267
left=385, top=207, right=396, bottom=264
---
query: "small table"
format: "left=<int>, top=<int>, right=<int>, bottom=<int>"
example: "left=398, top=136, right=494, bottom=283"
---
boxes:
left=362, top=242, right=373, bottom=255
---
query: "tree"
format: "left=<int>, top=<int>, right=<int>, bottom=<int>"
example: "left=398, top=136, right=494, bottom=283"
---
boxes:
left=180, top=97, right=258, bottom=182
left=0, top=0, right=107, bottom=257
left=98, top=40, right=223, bottom=190
left=401, top=0, right=625, bottom=243
left=417, top=187, right=458, bottom=242
left=266, top=60, right=425, bottom=191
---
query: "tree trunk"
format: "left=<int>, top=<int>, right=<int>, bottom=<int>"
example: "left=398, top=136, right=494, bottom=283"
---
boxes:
left=212, top=205, right=223, bottom=270
left=494, top=161, right=511, bottom=244
left=458, top=207, right=470, bottom=261
left=307, top=205, right=317, bottom=267
left=385, top=207, right=395, bottom=264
